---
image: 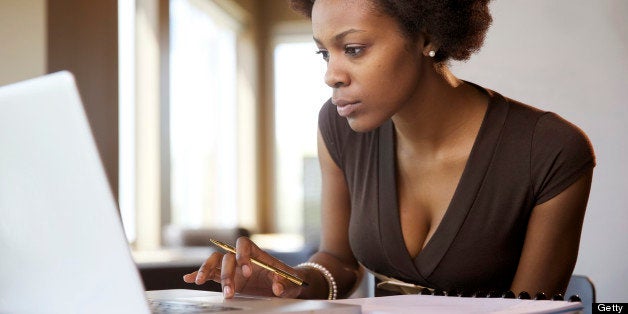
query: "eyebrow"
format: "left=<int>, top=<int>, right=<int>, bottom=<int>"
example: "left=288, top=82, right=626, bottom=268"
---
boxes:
left=313, top=28, right=366, bottom=45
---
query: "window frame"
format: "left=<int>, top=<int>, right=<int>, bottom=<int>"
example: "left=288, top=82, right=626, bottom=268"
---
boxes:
left=119, top=0, right=257, bottom=249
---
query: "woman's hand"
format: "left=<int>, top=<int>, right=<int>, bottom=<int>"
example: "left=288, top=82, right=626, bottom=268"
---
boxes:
left=183, top=237, right=305, bottom=299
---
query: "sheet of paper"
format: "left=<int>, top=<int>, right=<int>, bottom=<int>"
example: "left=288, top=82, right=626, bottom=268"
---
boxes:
left=332, top=294, right=583, bottom=314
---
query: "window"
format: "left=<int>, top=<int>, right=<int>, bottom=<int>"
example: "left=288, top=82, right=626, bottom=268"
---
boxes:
left=120, top=0, right=252, bottom=248
left=273, top=37, right=329, bottom=242
left=169, top=0, right=238, bottom=228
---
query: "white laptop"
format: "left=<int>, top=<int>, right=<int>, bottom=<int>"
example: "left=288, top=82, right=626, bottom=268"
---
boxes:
left=0, top=72, right=360, bottom=314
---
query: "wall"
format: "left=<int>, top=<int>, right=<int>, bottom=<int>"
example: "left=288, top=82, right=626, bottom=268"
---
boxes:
left=1, top=0, right=118, bottom=201
left=0, top=0, right=46, bottom=86
left=47, top=0, right=119, bottom=201
left=451, top=0, right=628, bottom=302
left=3, top=0, right=122, bottom=204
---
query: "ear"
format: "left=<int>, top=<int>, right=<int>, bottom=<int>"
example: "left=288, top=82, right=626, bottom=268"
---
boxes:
left=417, top=32, right=439, bottom=58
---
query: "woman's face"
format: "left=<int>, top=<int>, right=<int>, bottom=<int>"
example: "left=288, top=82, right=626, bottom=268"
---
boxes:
left=312, top=0, right=427, bottom=132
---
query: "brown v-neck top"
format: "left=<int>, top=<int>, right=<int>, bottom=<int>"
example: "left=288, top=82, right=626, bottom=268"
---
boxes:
left=318, top=85, right=595, bottom=293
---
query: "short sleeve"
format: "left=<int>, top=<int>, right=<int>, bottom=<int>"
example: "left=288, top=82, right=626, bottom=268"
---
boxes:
left=531, top=112, right=596, bottom=205
left=318, top=99, right=344, bottom=169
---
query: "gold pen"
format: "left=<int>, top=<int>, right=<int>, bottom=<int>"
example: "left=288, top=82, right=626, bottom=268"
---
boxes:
left=209, top=238, right=309, bottom=287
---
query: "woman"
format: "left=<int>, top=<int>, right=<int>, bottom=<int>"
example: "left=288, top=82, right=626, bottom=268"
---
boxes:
left=184, top=0, right=595, bottom=300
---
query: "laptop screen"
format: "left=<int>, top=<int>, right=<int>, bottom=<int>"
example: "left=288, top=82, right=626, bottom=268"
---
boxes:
left=0, top=72, right=149, bottom=313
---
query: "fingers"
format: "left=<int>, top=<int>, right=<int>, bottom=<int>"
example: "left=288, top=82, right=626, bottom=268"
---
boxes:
left=234, top=237, right=303, bottom=298
left=221, top=237, right=298, bottom=299
left=269, top=273, right=302, bottom=298
left=235, top=237, right=256, bottom=278
left=272, top=281, right=285, bottom=296
left=221, top=252, right=237, bottom=298
left=183, top=237, right=303, bottom=299
left=234, top=237, right=285, bottom=279
left=183, top=252, right=223, bottom=285
left=182, top=271, right=198, bottom=283
left=271, top=272, right=286, bottom=297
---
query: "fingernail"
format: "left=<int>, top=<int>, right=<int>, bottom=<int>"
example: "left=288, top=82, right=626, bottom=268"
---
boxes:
left=195, top=273, right=203, bottom=284
left=223, top=285, right=232, bottom=297
left=242, top=264, right=251, bottom=277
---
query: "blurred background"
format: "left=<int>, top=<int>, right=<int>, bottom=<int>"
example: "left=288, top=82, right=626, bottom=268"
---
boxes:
left=1, top=0, right=626, bottom=302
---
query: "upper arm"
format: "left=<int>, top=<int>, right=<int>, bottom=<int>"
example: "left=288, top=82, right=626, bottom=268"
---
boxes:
left=510, top=168, right=593, bottom=296
left=296, top=102, right=360, bottom=299
left=316, top=128, right=356, bottom=266
left=300, top=129, right=361, bottom=298
left=512, top=112, right=596, bottom=295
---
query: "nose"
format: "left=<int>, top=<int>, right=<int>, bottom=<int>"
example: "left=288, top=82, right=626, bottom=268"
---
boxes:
left=324, top=57, right=350, bottom=88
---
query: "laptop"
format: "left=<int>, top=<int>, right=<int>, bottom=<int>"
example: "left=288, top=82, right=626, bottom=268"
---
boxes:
left=0, top=72, right=360, bottom=314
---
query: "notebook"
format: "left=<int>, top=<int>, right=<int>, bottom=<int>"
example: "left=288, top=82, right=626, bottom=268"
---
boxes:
left=0, top=72, right=360, bottom=314
left=333, top=294, right=584, bottom=314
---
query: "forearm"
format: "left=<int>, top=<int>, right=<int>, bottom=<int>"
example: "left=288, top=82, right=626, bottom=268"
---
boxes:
left=295, top=251, right=361, bottom=299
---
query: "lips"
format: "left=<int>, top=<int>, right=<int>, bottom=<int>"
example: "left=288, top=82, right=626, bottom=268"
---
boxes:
left=332, top=98, right=361, bottom=117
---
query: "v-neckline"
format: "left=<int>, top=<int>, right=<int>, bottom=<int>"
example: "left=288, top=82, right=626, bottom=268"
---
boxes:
left=376, top=86, right=510, bottom=282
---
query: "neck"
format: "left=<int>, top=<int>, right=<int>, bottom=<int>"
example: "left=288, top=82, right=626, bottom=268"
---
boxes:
left=391, top=66, right=487, bottom=155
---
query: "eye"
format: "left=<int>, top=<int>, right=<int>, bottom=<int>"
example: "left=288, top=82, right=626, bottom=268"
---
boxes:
left=344, top=45, right=365, bottom=57
left=315, top=49, right=329, bottom=62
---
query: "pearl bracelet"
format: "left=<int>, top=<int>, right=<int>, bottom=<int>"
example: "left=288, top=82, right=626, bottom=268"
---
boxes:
left=297, top=262, right=338, bottom=300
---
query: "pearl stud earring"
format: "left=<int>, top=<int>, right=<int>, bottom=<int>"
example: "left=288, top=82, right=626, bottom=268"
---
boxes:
left=428, top=50, right=436, bottom=57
